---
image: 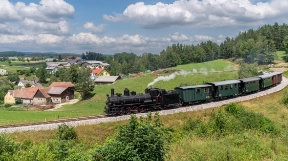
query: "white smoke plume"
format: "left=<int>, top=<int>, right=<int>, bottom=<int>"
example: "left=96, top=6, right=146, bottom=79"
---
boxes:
left=147, top=70, right=192, bottom=87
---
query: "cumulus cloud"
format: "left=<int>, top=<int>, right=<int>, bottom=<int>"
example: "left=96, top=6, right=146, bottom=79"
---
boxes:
left=0, top=0, right=74, bottom=34
left=83, top=22, right=105, bottom=33
left=0, top=31, right=218, bottom=54
left=104, top=0, right=288, bottom=28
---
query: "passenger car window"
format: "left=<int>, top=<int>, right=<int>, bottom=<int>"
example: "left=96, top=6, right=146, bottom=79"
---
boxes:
left=196, top=89, right=201, bottom=94
left=204, top=88, right=209, bottom=93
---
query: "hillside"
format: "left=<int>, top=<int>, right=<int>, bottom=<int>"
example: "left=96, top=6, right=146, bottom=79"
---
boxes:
left=0, top=59, right=238, bottom=125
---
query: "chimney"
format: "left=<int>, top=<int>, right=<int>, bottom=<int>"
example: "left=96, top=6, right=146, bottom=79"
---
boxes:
left=111, top=88, right=114, bottom=96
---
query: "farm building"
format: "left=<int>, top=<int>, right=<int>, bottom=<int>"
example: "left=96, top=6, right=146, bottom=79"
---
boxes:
left=91, top=67, right=110, bottom=77
left=48, top=82, right=75, bottom=104
left=5, top=87, right=40, bottom=105
left=94, top=76, right=120, bottom=84
left=4, top=82, right=75, bottom=105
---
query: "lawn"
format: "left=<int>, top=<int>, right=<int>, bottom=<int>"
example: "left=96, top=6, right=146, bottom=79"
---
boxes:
left=0, top=61, right=45, bottom=73
left=0, top=60, right=238, bottom=125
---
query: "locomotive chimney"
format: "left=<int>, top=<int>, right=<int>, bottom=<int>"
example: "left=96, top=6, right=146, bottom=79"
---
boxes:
left=124, top=88, right=130, bottom=96
left=111, top=88, right=114, bottom=96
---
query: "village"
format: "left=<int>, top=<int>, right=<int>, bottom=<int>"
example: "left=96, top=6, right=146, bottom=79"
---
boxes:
left=0, top=55, right=120, bottom=109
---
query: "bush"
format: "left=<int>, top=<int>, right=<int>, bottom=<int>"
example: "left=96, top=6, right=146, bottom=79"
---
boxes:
left=56, top=124, right=77, bottom=141
left=184, top=103, right=278, bottom=136
left=94, top=113, right=169, bottom=161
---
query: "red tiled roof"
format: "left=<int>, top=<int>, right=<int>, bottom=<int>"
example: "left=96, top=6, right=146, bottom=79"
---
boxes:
left=49, top=82, right=74, bottom=88
left=9, top=87, right=40, bottom=99
left=91, top=68, right=104, bottom=76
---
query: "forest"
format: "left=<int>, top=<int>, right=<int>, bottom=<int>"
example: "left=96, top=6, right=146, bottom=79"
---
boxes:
left=81, top=23, right=288, bottom=75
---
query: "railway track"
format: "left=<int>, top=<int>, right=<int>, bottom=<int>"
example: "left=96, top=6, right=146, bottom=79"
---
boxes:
left=1, top=77, right=288, bottom=134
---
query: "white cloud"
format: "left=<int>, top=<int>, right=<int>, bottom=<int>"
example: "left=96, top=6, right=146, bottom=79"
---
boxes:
left=0, top=0, right=20, bottom=21
left=104, top=0, right=288, bottom=28
left=0, top=32, right=219, bottom=54
left=0, top=0, right=74, bottom=35
left=15, top=0, right=74, bottom=22
left=83, top=22, right=105, bottom=33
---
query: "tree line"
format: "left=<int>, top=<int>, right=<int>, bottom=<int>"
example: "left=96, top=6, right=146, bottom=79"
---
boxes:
left=82, top=22, right=288, bottom=75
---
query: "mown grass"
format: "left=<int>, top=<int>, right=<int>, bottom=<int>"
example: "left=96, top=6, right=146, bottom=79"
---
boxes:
left=171, top=59, right=237, bottom=72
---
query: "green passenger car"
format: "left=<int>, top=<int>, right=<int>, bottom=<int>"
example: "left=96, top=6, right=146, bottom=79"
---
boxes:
left=259, top=74, right=273, bottom=89
left=239, top=77, right=260, bottom=93
left=175, top=85, right=212, bottom=104
left=207, top=80, right=241, bottom=99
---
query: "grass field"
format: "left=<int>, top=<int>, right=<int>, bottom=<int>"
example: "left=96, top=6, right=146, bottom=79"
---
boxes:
left=7, top=72, right=288, bottom=160
left=0, top=61, right=45, bottom=73
left=0, top=60, right=238, bottom=125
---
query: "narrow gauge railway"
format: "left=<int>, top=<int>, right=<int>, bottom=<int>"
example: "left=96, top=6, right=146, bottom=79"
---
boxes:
left=0, top=74, right=287, bottom=133
left=105, top=72, right=283, bottom=115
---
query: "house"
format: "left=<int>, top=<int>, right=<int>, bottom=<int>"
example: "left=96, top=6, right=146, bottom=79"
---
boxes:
left=4, top=87, right=40, bottom=105
left=91, top=67, right=110, bottom=77
left=4, top=82, right=75, bottom=105
left=18, top=78, right=42, bottom=88
left=0, top=69, right=8, bottom=76
left=33, top=88, right=52, bottom=105
left=94, top=76, right=120, bottom=84
left=48, top=82, right=75, bottom=104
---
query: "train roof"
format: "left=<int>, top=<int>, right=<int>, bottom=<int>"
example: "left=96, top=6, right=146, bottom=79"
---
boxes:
left=208, top=80, right=241, bottom=86
left=239, top=77, right=261, bottom=82
left=258, top=72, right=282, bottom=79
left=176, top=84, right=212, bottom=90
left=258, top=74, right=273, bottom=79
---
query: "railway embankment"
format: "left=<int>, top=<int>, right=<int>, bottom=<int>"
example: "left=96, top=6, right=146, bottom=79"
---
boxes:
left=1, top=77, right=288, bottom=133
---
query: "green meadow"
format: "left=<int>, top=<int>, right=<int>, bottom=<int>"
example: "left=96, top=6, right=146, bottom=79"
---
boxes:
left=0, top=60, right=238, bottom=125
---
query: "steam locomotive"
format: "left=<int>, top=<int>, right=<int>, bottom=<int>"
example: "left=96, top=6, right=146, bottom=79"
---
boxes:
left=105, top=72, right=282, bottom=116
left=105, top=88, right=179, bottom=115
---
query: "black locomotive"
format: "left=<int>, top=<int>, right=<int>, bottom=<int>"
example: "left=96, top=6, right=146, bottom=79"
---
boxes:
left=105, top=88, right=179, bottom=115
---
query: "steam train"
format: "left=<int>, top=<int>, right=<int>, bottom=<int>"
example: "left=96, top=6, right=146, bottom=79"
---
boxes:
left=105, top=72, right=282, bottom=116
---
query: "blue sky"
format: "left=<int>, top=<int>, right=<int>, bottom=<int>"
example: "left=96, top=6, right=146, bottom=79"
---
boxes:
left=1, top=0, right=288, bottom=55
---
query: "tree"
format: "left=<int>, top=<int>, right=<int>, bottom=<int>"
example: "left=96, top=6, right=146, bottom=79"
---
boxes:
left=94, top=113, right=168, bottom=161
left=56, top=124, right=77, bottom=141
left=7, top=73, right=19, bottom=83
left=238, top=63, right=259, bottom=79
left=36, top=66, right=48, bottom=83
left=75, top=67, right=94, bottom=99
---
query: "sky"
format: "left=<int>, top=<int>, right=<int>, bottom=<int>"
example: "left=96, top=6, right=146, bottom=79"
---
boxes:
left=0, top=0, right=288, bottom=55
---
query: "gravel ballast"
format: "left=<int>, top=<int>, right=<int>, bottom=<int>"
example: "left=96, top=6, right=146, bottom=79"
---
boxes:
left=1, top=77, right=288, bottom=134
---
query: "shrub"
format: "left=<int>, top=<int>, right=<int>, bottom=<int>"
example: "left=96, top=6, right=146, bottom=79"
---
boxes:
left=184, top=103, right=278, bottom=136
left=94, top=113, right=169, bottom=161
left=56, top=124, right=77, bottom=141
